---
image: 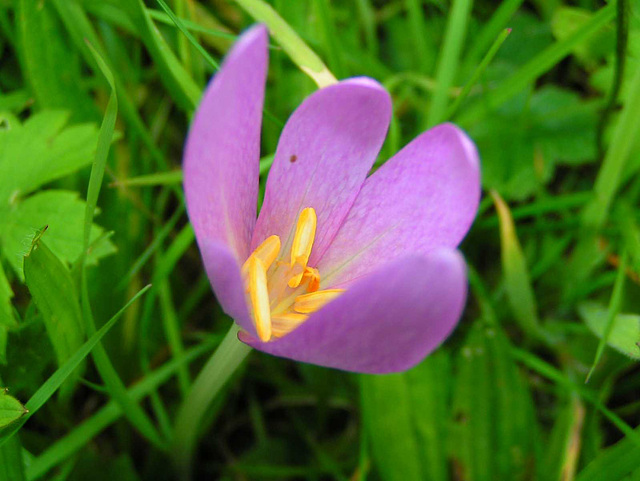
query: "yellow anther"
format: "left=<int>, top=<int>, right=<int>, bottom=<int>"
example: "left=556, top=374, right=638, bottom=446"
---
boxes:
left=290, top=208, right=317, bottom=266
left=271, top=311, right=308, bottom=338
left=303, top=267, right=320, bottom=292
left=293, top=289, right=344, bottom=314
left=242, top=235, right=281, bottom=277
left=248, top=256, right=271, bottom=342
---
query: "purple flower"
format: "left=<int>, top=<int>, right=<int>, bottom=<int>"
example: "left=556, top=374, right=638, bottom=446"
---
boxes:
left=183, top=25, right=480, bottom=374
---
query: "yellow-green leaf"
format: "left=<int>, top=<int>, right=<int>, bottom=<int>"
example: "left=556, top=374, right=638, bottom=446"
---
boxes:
left=491, top=190, right=541, bottom=337
left=234, top=0, right=337, bottom=88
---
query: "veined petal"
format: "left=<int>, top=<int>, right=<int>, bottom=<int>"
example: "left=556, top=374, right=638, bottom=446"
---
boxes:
left=317, top=123, right=480, bottom=287
left=240, top=249, right=468, bottom=373
left=251, top=78, right=392, bottom=264
left=200, top=240, right=254, bottom=335
left=184, top=25, right=268, bottom=263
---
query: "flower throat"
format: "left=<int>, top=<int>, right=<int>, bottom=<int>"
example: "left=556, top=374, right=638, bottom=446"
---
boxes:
left=243, top=208, right=343, bottom=341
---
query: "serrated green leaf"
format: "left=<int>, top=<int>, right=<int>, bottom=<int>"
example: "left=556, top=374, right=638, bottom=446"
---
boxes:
left=0, top=389, right=27, bottom=429
left=24, top=234, right=85, bottom=395
left=0, top=190, right=115, bottom=279
left=0, top=111, right=99, bottom=205
left=579, top=302, right=640, bottom=360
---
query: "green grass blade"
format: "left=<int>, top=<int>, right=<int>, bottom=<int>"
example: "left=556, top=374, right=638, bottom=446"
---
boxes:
left=25, top=339, right=217, bottom=480
left=583, top=60, right=640, bottom=229
left=586, top=251, right=627, bottom=382
left=426, top=0, right=473, bottom=127
left=234, top=0, right=337, bottom=87
left=447, top=28, right=511, bottom=119
left=81, top=44, right=166, bottom=450
left=0, top=436, right=26, bottom=481
left=457, top=3, right=615, bottom=126
left=0, top=285, right=151, bottom=448
left=461, top=0, right=523, bottom=70
left=155, top=0, right=219, bottom=70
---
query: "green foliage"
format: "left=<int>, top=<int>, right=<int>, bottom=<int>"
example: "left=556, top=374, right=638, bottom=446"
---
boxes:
left=24, top=233, right=85, bottom=397
left=0, top=388, right=27, bottom=429
left=580, top=302, right=640, bottom=360
left=361, top=352, right=451, bottom=481
left=0, top=112, right=114, bottom=279
left=0, top=0, right=638, bottom=479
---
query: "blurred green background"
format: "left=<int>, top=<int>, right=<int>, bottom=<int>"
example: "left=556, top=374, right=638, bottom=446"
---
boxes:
left=1, top=0, right=640, bottom=479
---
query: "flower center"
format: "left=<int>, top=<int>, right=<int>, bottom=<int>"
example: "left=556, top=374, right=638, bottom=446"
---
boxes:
left=242, top=207, right=344, bottom=341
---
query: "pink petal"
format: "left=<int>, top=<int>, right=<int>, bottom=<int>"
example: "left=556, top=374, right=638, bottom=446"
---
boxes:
left=251, top=78, right=392, bottom=264
left=200, top=240, right=253, bottom=334
left=240, top=249, right=468, bottom=373
left=184, top=25, right=268, bottom=263
left=317, top=123, right=480, bottom=287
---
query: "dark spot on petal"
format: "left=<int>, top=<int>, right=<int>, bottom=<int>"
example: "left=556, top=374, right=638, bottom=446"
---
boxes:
left=290, top=155, right=297, bottom=163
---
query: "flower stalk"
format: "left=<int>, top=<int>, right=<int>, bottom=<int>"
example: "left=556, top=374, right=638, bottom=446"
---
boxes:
left=172, top=324, right=251, bottom=479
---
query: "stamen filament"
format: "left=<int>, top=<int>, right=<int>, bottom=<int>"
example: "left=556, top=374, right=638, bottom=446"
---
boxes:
left=248, top=256, right=271, bottom=341
left=271, top=312, right=308, bottom=338
left=293, top=289, right=344, bottom=314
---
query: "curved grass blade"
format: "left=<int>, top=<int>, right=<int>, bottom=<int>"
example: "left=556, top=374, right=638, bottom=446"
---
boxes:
left=585, top=251, right=628, bottom=382
left=0, top=285, right=151, bottom=448
left=234, top=0, right=337, bottom=88
left=81, top=43, right=166, bottom=450
left=26, top=339, right=218, bottom=480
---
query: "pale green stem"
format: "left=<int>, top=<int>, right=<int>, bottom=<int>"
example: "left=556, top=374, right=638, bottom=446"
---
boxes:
left=172, top=324, right=251, bottom=479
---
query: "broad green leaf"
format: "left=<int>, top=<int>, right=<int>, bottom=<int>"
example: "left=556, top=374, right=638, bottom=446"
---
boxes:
left=450, top=324, right=538, bottom=481
left=234, top=0, right=337, bottom=88
left=0, top=190, right=115, bottom=279
left=361, top=351, right=450, bottom=481
left=0, top=111, right=99, bottom=204
left=24, top=234, right=85, bottom=393
left=16, top=0, right=96, bottom=121
left=0, top=389, right=27, bottom=429
left=579, top=302, right=640, bottom=360
left=492, top=191, right=541, bottom=337
left=472, top=87, right=598, bottom=200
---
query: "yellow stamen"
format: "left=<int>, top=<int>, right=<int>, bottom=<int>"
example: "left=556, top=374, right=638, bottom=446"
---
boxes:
left=288, top=208, right=317, bottom=288
left=271, top=311, right=308, bottom=338
left=293, top=289, right=344, bottom=314
left=248, top=256, right=271, bottom=341
left=241, top=235, right=281, bottom=277
left=303, top=267, right=320, bottom=292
